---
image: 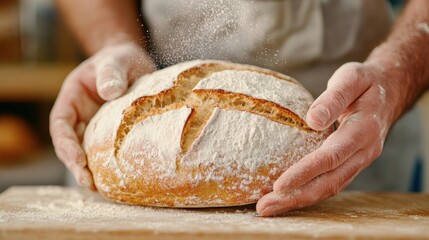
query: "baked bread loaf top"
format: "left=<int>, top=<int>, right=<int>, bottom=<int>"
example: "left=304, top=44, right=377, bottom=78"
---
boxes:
left=83, top=60, right=332, bottom=207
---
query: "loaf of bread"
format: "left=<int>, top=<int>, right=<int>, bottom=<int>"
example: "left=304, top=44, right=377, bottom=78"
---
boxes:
left=83, top=60, right=332, bottom=207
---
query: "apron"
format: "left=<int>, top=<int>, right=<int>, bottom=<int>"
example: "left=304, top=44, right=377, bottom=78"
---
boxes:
left=141, top=0, right=424, bottom=192
left=143, top=0, right=323, bottom=71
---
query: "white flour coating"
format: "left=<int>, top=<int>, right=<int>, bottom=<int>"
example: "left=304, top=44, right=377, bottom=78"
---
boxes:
left=83, top=60, right=222, bottom=197
left=84, top=96, right=131, bottom=148
left=142, top=1, right=322, bottom=70
left=84, top=60, right=216, bottom=148
left=119, top=107, right=191, bottom=177
left=395, top=61, right=401, bottom=68
left=83, top=60, right=329, bottom=206
left=377, top=84, right=386, bottom=106
left=143, top=1, right=274, bottom=66
left=194, top=70, right=314, bottom=120
left=129, top=59, right=221, bottom=96
left=182, top=108, right=322, bottom=172
left=83, top=60, right=216, bottom=176
left=417, top=22, right=429, bottom=35
left=0, top=187, right=352, bottom=234
left=2, top=187, right=429, bottom=238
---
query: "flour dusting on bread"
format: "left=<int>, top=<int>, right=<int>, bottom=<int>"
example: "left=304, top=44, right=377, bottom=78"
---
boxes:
left=83, top=60, right=332, bottom=207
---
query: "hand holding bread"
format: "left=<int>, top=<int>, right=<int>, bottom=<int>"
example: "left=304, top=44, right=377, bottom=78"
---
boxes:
left=257, top=62, right=393, bottom=216
left=49, top=42, right=155, bottom=189
left=83, top=60, right=332, bottom=207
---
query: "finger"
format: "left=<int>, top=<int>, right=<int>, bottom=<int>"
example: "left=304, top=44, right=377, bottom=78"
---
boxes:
left=50, top=74, right=98, bottom=188
left=51, top=118, right=85, bottom=167
left=75, top=121, right=86, bottom=143
left=55, top=65, right=103, bottom=123
left=50, top=117, right=94, bottom=186
left=95, top=59, right=128, bottom=101
left=306, top=62, right=372, bottom=131
left=257, top=150, right=367, bottom=217
left=273, top=116, right=367, bottom=193
left=50, top=81, right=98, bottom=146
left=80, top=167, right=96, bottom=190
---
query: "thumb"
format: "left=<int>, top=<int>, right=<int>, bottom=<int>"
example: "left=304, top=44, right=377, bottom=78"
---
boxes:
left=306, top=62, right=371, bottom=131
left=95, top=59, right=128, bottom=101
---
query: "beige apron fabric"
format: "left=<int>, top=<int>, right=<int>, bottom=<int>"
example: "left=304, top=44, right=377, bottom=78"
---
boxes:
left=143, top=0, right=391, bottom=96
left=144, top=0, right=323, bottom=71
left=141, top=0, right=423, bottom=192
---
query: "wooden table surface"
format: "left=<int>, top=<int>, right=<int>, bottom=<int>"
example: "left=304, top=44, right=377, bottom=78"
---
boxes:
left=0, top=186, right=428, bottom=240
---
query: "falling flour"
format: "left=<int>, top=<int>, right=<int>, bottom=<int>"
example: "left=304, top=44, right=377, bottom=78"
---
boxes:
left=142, top=0, right=288, bottom=69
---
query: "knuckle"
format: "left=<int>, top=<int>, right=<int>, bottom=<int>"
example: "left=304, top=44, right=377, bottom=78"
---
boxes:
left=323, top=151, right=340, bottom=171
left=342, top=62, right=365, bottom=80
left=329, top=90, right=348, bottom=110
left=272, top=179, right=282, bottom=193
left=336, top=62, right=372, bottom=91
left=324, top=181, right=342, bottom=198
left=371, top=141, right=384, bottom=160
left=53, top=138, right=69, bottom=159
left=55, top=138, right=86, bottom=168
left=321, top=145, right=351, bottom=171
left=289, top=193, right=306, bottom=209
left=363, top=118, right=385, bottom=159
left=97, top=66, right=116, bottom=82
left=101, top=65, right=115, bottom=76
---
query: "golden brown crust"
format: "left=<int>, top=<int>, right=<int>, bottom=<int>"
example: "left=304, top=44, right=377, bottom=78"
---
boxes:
left=84, top=60, right=332, bottom=207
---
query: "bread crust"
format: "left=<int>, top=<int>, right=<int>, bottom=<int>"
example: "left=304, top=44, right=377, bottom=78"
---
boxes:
left=83, top=60, right=332, bottom=207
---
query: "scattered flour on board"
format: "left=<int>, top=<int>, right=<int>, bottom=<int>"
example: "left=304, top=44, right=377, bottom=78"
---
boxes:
left=2, top=187, right=429, bottom=238
left=83, top=59, right=330, bottom=206
left=0, top=187, right=355, bottom=235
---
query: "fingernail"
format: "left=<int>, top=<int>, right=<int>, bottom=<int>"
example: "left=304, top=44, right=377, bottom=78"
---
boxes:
left=76, top=159, right=86, bottom=168
left=101, top=80, right=126, bottom=99
left=260, top=205, right=286, bottom=217
left=75, top=151, right=87, bottom=168
left=102, top=79, right=125, bottom=89
left=79, top=172, right=93, bottom=188
left=310, top=105, right=330, bottom=126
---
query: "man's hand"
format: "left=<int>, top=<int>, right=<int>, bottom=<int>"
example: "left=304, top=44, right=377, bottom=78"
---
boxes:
left=50, top=43, right=155, bottom=189
left=256, top=62, right=397, bottom=216
left=257, top=0, right=429, bottom=217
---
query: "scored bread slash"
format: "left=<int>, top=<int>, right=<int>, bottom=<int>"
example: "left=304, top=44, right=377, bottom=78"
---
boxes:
left=83, top=60, right=332, bottom=207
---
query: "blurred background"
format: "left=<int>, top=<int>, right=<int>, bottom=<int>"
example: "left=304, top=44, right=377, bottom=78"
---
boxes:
left=0, top=0, right=81, bottom=191
left=0, top=0, right=428, bottom=193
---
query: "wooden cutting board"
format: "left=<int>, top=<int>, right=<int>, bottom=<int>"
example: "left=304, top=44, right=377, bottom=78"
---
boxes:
left=1, top=186, right=428, bottom=240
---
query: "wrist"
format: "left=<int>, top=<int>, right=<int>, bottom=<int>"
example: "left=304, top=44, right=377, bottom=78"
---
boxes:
left=365, top=44, right=419, bottom=124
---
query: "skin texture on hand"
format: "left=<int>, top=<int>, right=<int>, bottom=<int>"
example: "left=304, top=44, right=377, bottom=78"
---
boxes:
left=53, top=0, right=153, bottom=189
left=256, top=62, right=392, bottom=216
left=50, top=43, right=155, bottom=189
left=257, top=0, right=429, bottom=217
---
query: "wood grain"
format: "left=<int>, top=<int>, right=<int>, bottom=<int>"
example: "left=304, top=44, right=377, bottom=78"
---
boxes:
left=0, top=186, right=428, bottom=240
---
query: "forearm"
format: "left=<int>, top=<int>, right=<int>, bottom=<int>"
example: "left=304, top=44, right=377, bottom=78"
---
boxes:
left=367, top=0, right=429, bottom=123
left=56, top=0, right=146, bottom=55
